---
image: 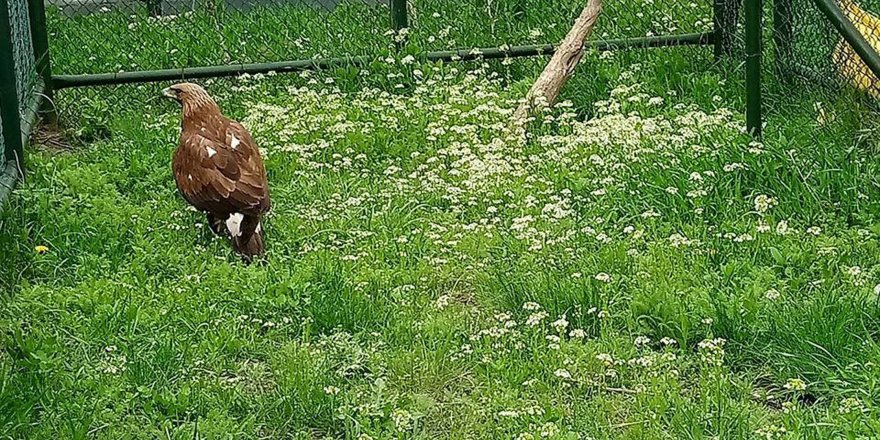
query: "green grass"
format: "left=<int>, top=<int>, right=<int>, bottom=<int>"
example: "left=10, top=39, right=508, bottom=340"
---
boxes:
left=5, top=0, right=880, bottom=438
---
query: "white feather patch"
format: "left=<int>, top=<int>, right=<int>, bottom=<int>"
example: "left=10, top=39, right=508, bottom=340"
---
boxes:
left=225, top=213, right=244, bottom=237
left=187, top=174, right=193, bottom=181
left=231, top=135, right=241, bottom=150
left=256, top=222, right=262, bottom=233
left=206, top=146, right=217, bottom=158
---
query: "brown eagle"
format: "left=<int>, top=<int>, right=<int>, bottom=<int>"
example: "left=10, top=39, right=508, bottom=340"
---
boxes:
left=162, top=82, right=271, bottom=261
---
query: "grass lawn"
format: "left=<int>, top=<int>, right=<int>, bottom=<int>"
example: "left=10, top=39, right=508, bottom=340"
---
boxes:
left=5, top=1, right=880, bottom=439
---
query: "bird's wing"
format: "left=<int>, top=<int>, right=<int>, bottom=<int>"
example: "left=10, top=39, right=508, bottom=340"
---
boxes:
left=175, top=121, right=270, bottom=215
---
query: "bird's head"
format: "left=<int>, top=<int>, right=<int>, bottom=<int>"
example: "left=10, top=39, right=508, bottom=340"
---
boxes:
left=161, top=82, right=218, bottom=116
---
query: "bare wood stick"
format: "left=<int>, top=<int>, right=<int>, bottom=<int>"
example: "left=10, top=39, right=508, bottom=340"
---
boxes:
left=513, top=0, right=602, bottom=124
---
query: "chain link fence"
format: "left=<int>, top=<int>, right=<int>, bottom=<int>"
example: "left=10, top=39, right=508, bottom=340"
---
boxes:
left=47, top=0, right=392, bottom=75
left=1, top=0, right=44, bottom=205
left=45, top=0, right=722, bottom=79
left=772, top=0, right=880, bottom=118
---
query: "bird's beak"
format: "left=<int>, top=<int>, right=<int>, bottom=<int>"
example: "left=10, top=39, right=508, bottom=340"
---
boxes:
left=161, top=87, right=177, bottom=100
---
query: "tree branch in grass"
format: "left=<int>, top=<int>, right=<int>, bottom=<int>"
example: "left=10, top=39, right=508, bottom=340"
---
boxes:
left=512, top=0, right=602, bottom=125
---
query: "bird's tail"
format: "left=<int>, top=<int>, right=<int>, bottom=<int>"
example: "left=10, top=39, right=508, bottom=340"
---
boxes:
left=233, top=222, right=265, bottom=263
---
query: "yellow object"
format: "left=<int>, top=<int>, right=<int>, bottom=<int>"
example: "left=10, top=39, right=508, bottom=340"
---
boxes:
left=34, top=245, right=49, bottom=254
left=834, top=0, right=880, bottom=100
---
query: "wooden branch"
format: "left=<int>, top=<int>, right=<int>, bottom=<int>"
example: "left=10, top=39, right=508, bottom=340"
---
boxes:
left=513, top=0, right=603, bottom=124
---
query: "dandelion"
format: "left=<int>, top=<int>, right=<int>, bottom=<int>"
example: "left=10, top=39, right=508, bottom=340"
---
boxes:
left=34, top=245, right=49, bottom=254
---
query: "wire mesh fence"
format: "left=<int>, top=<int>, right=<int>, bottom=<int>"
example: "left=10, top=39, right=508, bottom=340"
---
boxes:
left=46, top=0, right=722, bottom=79
left=2, top=0, right=37, bottom=202
left=767, top=0, right=880, bottom=148
left=774, top=0, right=880, bottom=93
left=47, top=0, right=392, bottom=75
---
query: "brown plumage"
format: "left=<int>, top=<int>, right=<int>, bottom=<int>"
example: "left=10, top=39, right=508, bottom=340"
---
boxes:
left=162, top=83, right=271, bottom=262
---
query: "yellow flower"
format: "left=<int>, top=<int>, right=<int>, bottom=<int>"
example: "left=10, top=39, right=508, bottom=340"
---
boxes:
left=34, top=245, right=49, bottom=254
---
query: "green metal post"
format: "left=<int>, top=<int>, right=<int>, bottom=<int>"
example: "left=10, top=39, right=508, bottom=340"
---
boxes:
left=745, top=0, right=763, bottom=137
left=773, top=0, right=794, bottom=77
left=27, top=0, right=57, bottom=126
left=0, top=0, right=24, bottom=171
left=390, top=0, right=408, bottom=48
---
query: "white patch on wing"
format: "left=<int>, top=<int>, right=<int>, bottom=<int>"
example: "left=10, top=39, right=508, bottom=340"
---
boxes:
left=231, top=135, right=240, bottom=150
left=225, top=213, right=244, bottom=237
left=206, top=146, right=217, bottom=158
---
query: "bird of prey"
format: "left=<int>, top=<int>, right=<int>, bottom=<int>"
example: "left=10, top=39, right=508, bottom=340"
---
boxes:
left=162, top=82, right=271, bottom=262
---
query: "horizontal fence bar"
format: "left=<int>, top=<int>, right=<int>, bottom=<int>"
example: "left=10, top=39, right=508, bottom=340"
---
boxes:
left=53, top=32, right=714, bottom=89
left=813, top=0, right=880, bottom=81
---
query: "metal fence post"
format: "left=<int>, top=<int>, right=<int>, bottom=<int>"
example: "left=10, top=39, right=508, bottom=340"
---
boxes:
left=745, top=0, right=763, bottom=137
left=27, top=0, right=57, bottom=126
left=391, top=0, right=408, bottom=48
left=0, top=0, right=24, bottom=171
